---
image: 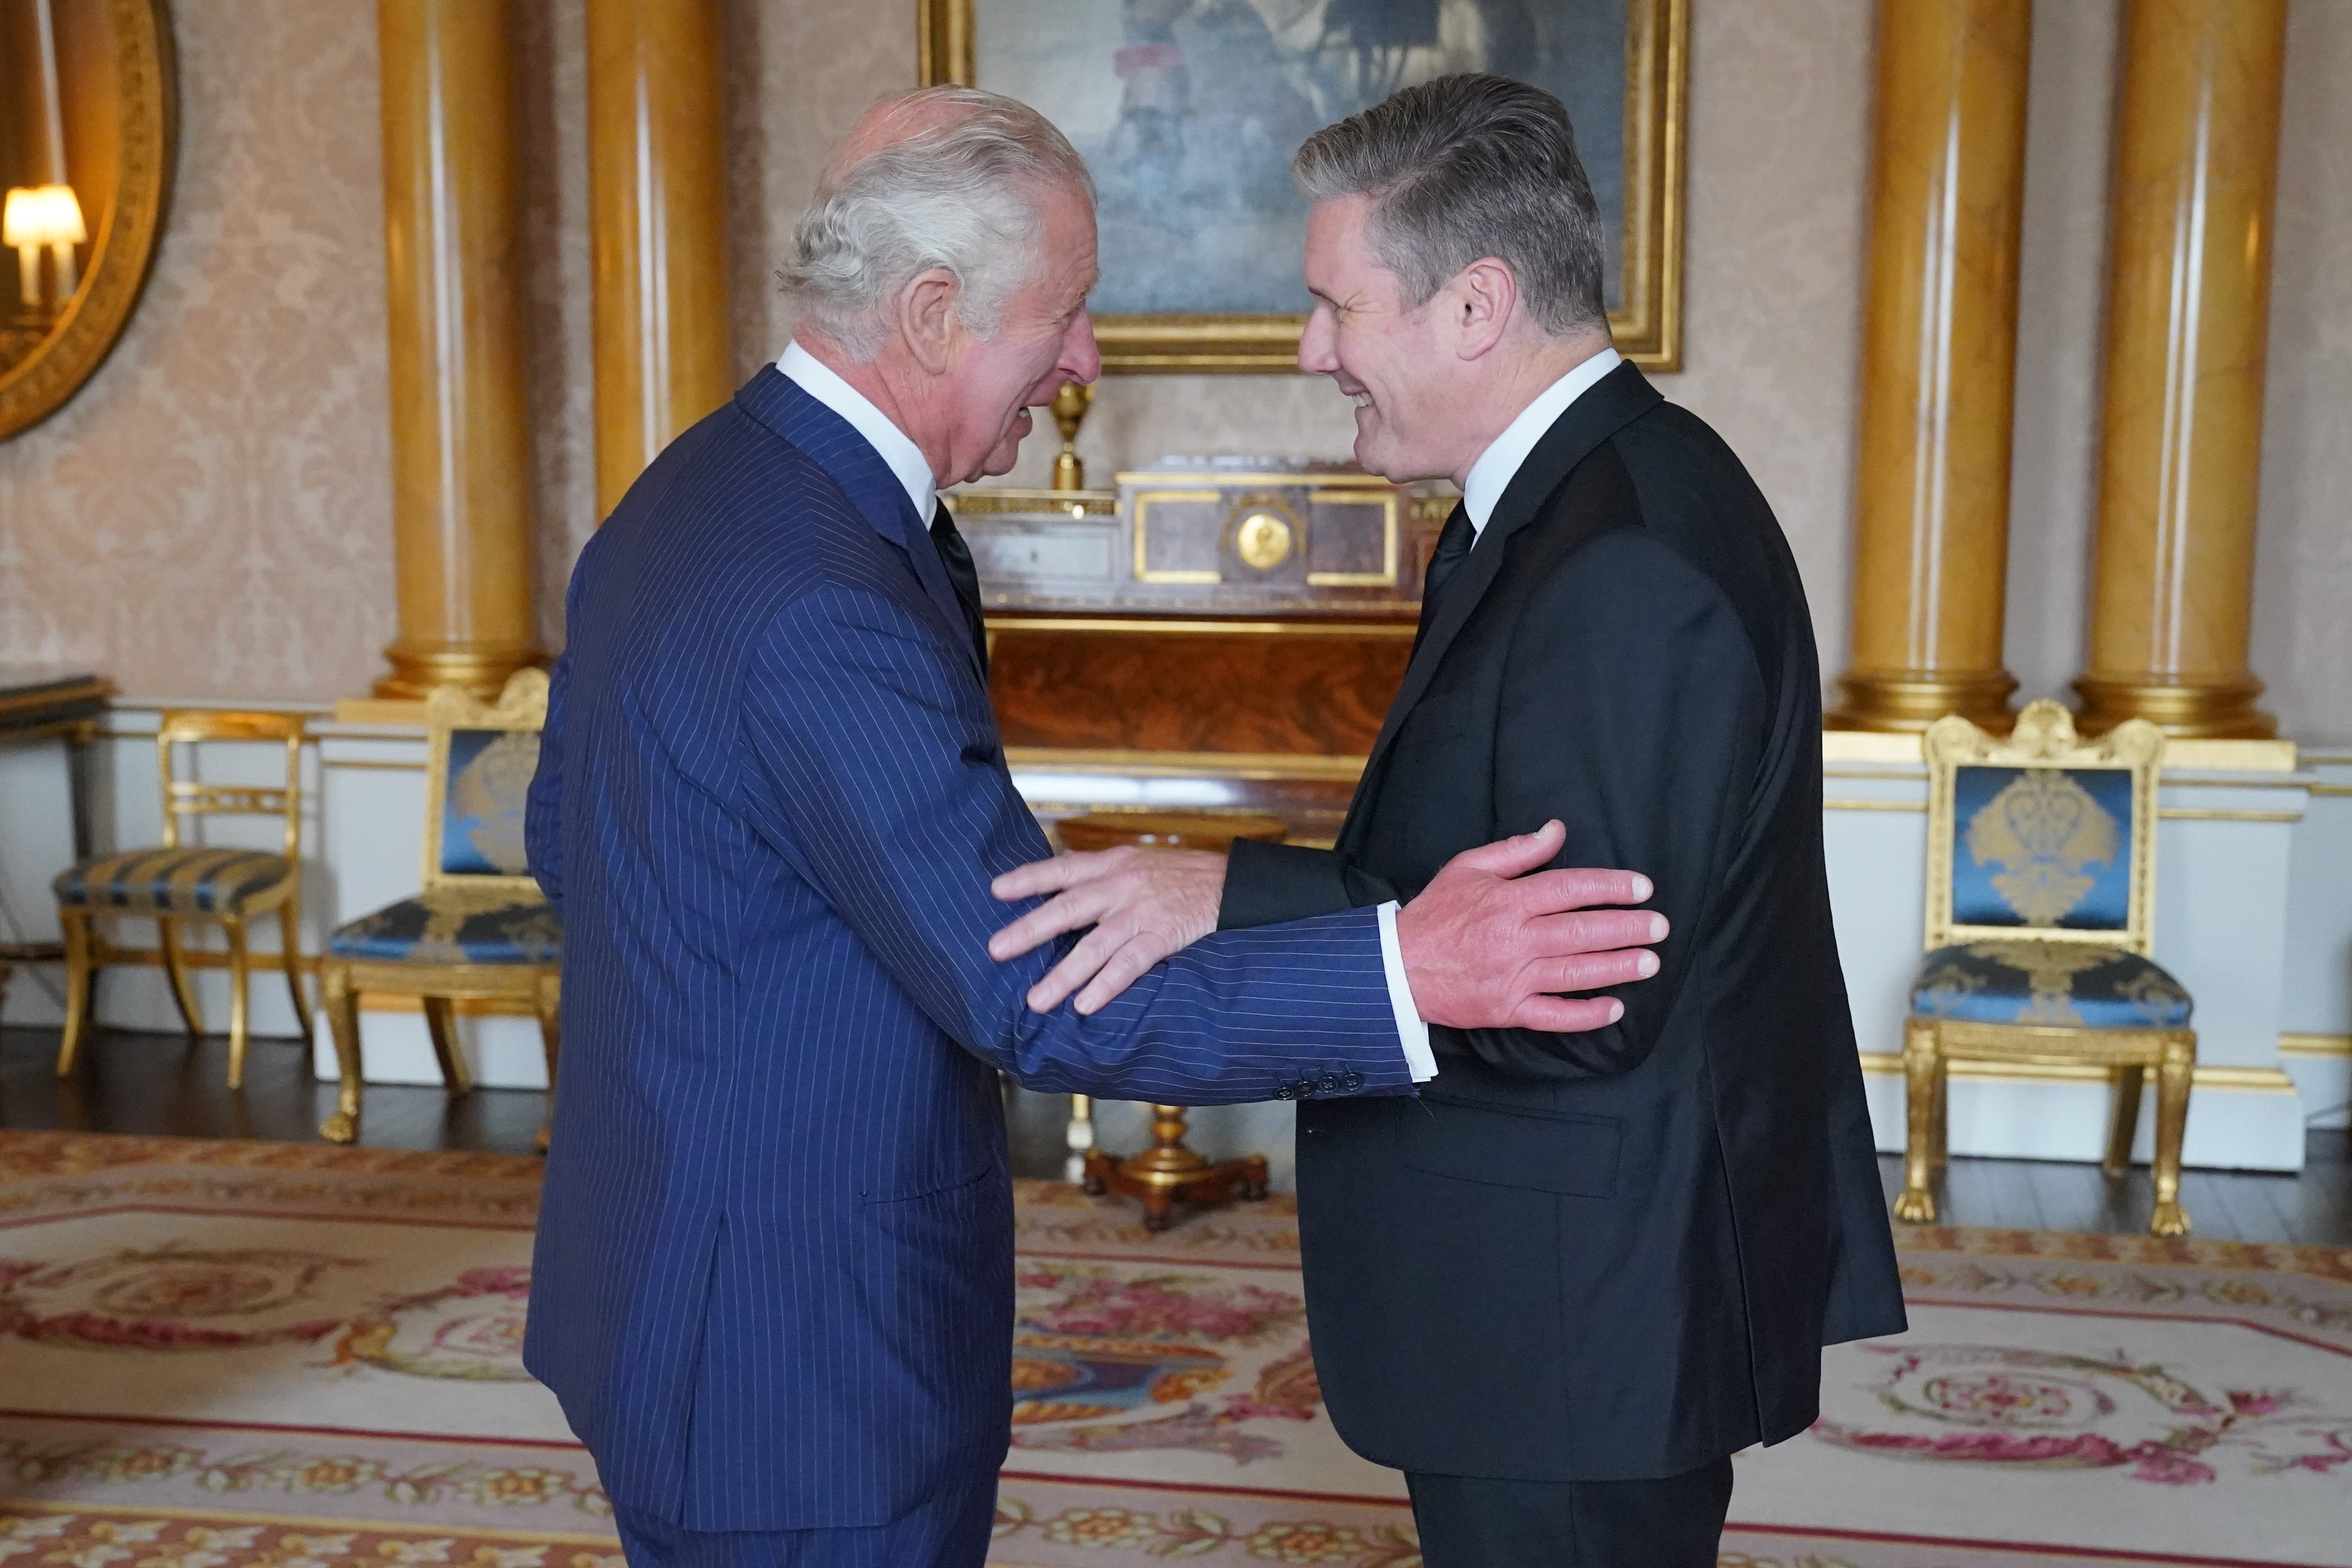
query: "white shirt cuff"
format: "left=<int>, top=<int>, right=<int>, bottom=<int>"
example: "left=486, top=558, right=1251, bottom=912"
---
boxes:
left=1374, top=899, right=1438, bottom=1082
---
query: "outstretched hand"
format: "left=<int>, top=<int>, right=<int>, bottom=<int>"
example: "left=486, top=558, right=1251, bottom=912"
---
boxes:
left=1395, top=820, right=1666, bottom=1032
left=988, top=846, right=1227, bottom=1015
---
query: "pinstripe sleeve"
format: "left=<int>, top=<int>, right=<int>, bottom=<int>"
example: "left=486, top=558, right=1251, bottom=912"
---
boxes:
left=738, top=582, right=1415, bottom=1105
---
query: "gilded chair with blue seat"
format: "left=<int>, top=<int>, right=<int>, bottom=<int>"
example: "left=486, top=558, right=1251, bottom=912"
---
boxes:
left=1896, top=700, right=2195, bottom=1235
left=52, top=709, right=315, bottom=1089
left=318, top=670, right=559, bottom=1147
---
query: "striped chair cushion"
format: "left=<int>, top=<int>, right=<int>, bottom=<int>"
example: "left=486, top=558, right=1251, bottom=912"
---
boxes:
left=329, top=887, right=561, bottom=966
left=55, top=848, right=292, bottom=916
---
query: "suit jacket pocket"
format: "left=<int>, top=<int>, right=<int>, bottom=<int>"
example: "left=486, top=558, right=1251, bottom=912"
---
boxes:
left=1396, top=1093, right=1622, bottom=1197
left=863, top=1159, right=998, bottom=1205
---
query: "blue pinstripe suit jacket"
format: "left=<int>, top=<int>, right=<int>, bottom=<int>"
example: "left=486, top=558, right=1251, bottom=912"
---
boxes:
left=522, top=368, right=1412, bottom=1532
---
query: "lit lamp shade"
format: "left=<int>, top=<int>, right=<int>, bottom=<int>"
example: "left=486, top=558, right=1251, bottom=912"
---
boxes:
left=6, top=184, right=87, bottom=310
left=3, top=184, right=87, bottom=249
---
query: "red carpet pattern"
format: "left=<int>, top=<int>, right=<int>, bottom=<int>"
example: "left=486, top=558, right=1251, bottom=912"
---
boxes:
left=2, top=1132, right=2347, bottom=1567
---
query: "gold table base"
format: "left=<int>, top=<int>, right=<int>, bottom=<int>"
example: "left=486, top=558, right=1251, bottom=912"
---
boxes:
left=1083, top=1103, right=1269, bottom=1231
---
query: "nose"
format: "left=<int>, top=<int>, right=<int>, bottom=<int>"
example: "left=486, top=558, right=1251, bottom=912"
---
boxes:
left=1064, top=309, right=1102, bottom=385
left=1298, top=303, right=1338, bottom=375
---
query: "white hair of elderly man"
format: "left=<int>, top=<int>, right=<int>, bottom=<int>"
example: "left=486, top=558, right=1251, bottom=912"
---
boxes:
left=780, top=87, right=1095, bottom=360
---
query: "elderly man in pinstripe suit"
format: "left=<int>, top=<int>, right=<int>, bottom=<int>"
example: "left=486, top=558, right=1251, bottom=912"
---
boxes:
left=524, top=87, right=1664, bottom=1568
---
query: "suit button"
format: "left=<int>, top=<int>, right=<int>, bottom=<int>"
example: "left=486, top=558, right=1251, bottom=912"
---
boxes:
left=1316, top=1074, right=1339, bottom=1094
left=1341, top=1070, right=1364, bottom=1090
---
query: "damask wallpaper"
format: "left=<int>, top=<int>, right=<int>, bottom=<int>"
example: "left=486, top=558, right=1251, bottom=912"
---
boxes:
left=0, top=0, right=2345, bottom=741
left=0, top=0, right=396, bottom=700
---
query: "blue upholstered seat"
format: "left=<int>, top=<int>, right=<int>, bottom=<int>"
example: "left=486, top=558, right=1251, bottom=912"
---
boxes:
left=1911, top=940, right=2191, bottom=1030
left=329, top=888, right=561, bottom=966
left=55, top=848, right=291, bottom=915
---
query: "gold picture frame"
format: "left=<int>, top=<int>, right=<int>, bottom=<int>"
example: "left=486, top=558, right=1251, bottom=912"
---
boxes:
left=921, top=0, right=1686, bottom=372
left=0, top=0, right=178, bottom=441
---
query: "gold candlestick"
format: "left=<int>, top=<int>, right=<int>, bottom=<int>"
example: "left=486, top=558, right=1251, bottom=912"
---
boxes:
left=1050, top=380, right=1093, bottom=491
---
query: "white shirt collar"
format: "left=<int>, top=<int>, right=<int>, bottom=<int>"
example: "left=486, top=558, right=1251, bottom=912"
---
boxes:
left=777, top=341, right=938, bottom=523
left=1460, top=347, right=1623, bottom=536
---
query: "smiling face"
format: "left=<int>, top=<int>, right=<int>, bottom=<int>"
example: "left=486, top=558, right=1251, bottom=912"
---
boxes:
left=1299, top=193, right=1469, bottom=483
left=938, top=179, right=1102, bottom=485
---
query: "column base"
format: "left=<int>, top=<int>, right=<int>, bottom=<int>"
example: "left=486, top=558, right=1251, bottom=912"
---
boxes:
left=372, top=642, right=546, bottom=702
left=2072, top=673, right=2274, bottom=738
left=1825, top=669, right=2019, bottom=733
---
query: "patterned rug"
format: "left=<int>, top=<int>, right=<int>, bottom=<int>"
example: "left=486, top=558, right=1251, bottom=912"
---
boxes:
left=1, top=1133, right=2347, bottom=1568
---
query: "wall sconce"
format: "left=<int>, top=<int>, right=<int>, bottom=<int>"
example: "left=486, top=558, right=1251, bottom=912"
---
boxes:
left=4, top=184, right=88, bottom=311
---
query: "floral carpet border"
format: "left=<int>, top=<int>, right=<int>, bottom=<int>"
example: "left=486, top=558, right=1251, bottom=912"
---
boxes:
left=1894, top=1225, right=2352, bottom=1287
left=0, top=1505, right=621, bottom=1568
left=0, top=1133, right=544, bottom=1231
left=0, top=1133, right=545, bottom=1186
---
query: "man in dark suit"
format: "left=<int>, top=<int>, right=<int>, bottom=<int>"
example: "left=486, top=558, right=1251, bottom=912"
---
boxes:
left=992, top=75, right=1907, bottom=1567
left=524, top=86, right=1667, bottom=1568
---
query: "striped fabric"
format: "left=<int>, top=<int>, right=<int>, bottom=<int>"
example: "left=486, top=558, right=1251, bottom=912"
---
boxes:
left=522, top=367, right=1413, bottom=1538
left=54, top=848, right=290, bottom=915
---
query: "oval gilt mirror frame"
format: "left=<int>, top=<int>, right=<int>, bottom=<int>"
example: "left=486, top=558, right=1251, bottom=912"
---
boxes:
left=0, top=0, right=176, bottom=441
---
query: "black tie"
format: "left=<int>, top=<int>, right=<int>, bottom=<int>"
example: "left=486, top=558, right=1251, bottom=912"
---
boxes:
left=929, top=502, right=991, bottom=676
left=1421, top=501, right=1475, bottom=616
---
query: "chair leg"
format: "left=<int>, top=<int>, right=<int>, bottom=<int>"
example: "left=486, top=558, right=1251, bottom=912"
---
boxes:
left=224, top=916, right=252, bottom=1091
left=2150, top=1033, right=2195, bottom=1237
left=1929, top=1058, right=1950, bottom=1172
left=2103, top=1064, right=2146, bottom=1177
left=319, top=963, right=364, bottom=1144
left=533, top=972, right=560, bottom=1153
left=157, top=915, right=205, bottom=1039
left=279, top=891, right=315, bottom=1049
left=1894, top=1019, right=1940, bottom=1224
left=55, top=911, right=96, bottom=1078
left=423, top=996, right=474, bottom=1097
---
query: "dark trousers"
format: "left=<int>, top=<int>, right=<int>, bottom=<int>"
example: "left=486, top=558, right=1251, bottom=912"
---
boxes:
left=614, top=1469, right=997, bottom=1568
left=1406, top=1455, right=1734, bottom=1568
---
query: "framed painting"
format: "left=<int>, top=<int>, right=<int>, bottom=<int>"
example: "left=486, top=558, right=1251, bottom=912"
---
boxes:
left=920, top=0, right=1686, bottom=372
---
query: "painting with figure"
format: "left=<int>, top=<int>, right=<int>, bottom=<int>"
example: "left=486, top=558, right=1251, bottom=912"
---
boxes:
left=975, top=0, right=1630, bottom=319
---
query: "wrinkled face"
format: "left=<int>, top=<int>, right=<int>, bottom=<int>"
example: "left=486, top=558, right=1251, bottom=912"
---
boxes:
left=1298, top=194, right=1455, bottom=482
left=941, top=180, right=1102, bottom=484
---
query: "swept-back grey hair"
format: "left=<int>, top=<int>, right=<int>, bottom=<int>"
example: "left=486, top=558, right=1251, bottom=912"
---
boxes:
left=1294, top=74, right=1607, bottom=338
left=781, top=87, right=1095, bottom=360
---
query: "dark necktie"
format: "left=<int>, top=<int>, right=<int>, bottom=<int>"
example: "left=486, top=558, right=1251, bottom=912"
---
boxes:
left=1419, top=501, right=1475, bottom=621
left=929, top=501, right=991, bottom=676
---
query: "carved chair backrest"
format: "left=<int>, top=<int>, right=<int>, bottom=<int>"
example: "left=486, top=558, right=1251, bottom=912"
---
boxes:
left=421, top=669, right=549, bottom=897
left=155, top=710, right=306, bottom=862
left=1921, top=700, right=2166, bottom=956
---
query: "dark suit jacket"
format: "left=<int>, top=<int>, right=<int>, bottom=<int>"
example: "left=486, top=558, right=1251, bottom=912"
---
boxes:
left=523, top=368, right=1415, bottom=1532
left=1219, top=362, right=1907, bottom=1483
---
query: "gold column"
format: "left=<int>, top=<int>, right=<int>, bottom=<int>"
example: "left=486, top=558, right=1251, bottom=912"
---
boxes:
left=588, top=0, right=732, bottom=519
left=374, top=0, right=541, bottom=700
left=1827, top=0, right=2032, bottom=732
left=2074, top=0, right=2287, bottom=738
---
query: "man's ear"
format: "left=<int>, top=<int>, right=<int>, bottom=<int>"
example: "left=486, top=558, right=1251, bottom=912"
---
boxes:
left=899, top=266, right=962, bottom=375
left=1448, top=258, right=1518, bottom=361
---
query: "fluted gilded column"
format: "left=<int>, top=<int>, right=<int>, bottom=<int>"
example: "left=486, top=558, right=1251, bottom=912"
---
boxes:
left=1827, top=0, right=2032, bottom=732
left=588, top=0, right=732, bottom=519
left=2073, top=0, right=2286, bottom=738
left=374, top=0, right=541, bottom=700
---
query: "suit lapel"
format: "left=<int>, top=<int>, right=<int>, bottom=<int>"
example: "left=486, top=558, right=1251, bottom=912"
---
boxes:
left=1342, top=361, right=1664, bottom=850
left=736, top=368, right=984, bottom=683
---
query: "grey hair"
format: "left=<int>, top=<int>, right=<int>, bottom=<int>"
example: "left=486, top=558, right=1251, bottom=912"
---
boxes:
left=780, top=87, right=1095, bottom=360
left=1294, top=74, right=1607, bottom=337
